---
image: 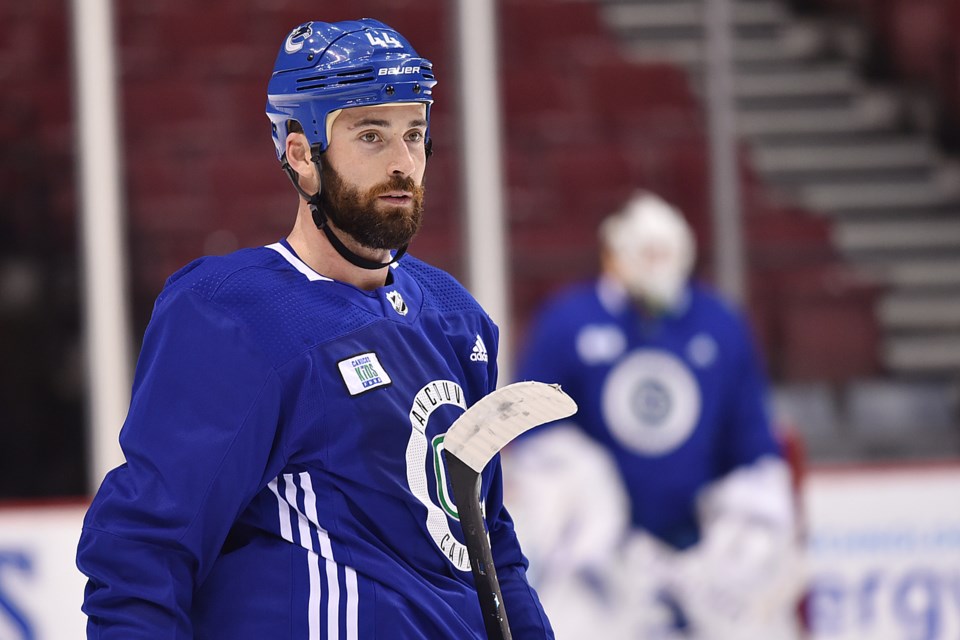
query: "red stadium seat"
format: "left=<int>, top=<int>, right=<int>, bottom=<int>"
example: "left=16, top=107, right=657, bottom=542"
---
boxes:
left=751, top=264, right=884, bottom=382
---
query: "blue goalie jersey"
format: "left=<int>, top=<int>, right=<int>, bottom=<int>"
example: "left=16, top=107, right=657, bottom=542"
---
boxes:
left=77, top=241, right=553, bottom=639
left=516, top=278, right=782, bottom=550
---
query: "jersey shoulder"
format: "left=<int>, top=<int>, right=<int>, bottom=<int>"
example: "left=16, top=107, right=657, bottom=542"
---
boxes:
left=544, top=281, right=600, bottom=313
left=685, top=283, right=761, bottom=356
left=531, top=280, right=605, bottom=331
left=687, top=283, right=750, bottom=330
left=159, top=247, right=272, bottom=300
left=399, top=255, right=490, bottom=320
left=157, top=247, right=379, bottom=366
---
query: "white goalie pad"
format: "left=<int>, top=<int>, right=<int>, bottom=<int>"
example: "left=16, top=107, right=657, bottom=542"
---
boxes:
left=504, top=437, right=806, bottom=640
left=502, top=423, right=629, bottom=579
left=502, top=424, right=635, bottom=638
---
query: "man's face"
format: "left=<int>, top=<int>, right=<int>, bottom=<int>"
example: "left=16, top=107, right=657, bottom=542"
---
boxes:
left=321, top=103, right=428, bottom=250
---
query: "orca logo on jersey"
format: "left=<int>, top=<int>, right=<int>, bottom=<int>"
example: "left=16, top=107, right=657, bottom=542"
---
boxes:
left=404, top=379, right=473, bottom=573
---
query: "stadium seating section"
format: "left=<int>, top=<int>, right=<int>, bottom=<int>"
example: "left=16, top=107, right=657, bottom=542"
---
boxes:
left=2, top=0, right=901, bottom=383
left=811, top=0, right=960, bottom=142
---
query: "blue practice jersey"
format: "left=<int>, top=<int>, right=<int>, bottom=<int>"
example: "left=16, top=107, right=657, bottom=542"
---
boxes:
left=516, top=278, right=781, bottom=550
left=77, top=241, right=553, bottom=639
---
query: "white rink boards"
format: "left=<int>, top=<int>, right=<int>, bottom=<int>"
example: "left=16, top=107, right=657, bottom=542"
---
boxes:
left=804, top=464, right=960, bottom=640
left=0, top=503, right=87, bottom=638
left=0, top=465, right=957, bottom=639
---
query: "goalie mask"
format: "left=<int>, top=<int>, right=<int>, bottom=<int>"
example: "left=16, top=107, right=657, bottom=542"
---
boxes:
left=600, top=192, right=696, bottom=311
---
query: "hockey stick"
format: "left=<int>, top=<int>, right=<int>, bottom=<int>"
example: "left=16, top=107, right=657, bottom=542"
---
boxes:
left=444, top=381, right=577, bottom=640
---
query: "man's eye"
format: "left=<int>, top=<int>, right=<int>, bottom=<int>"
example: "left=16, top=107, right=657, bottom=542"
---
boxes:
left=360, top=132, right=380, bottom=143
left=406, top=131, right=424, bottom=142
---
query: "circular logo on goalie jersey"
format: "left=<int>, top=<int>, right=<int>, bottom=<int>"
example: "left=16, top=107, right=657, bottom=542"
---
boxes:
left=601, top=350, right=701, bottom=456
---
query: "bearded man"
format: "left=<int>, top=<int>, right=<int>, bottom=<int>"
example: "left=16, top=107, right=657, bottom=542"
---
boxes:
left=77, top=19, right=554, bottom=640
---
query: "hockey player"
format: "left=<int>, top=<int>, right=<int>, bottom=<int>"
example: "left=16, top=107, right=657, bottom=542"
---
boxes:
left=77, top=19, right=554, bottom=639
left=506, top=192, right=803, bottom=639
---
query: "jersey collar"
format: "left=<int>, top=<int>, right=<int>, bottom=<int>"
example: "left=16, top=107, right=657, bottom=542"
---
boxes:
left=266, top=241, right=333, bottom=282
left=267, top=240, right=422, bottom=322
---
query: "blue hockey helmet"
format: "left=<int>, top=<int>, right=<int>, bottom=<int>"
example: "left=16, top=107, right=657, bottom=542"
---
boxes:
left=266, top=19, right=436, bottom=162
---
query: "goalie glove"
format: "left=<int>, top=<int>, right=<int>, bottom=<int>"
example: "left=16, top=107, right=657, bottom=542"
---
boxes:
left=666, top=456, right=806, bottom=640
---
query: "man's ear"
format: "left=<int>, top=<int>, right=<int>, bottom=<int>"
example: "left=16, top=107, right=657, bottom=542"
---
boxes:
left=285, top=132, right=314, bottom=179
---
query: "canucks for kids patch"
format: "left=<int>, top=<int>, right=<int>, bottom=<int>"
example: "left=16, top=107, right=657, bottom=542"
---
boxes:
left=338, top=352, right=393, bottom=396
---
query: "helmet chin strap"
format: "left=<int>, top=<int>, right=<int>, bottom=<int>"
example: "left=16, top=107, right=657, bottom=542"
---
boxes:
left=281, top=150, right=408, bottom=271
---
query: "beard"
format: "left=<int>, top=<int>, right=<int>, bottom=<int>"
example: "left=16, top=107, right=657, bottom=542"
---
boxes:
left=319, top=162, right=425, bottom=250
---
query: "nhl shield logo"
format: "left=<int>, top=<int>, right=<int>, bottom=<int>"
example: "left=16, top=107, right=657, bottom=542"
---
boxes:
left=386, top=291, right=408, bottom=316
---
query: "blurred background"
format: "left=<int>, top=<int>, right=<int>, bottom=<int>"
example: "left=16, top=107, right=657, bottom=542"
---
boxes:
left=2, top=0, right=960, bottom=637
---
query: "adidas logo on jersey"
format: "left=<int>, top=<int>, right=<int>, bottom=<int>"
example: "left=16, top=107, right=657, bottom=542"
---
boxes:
left=469, top=335, right=488, bottom=363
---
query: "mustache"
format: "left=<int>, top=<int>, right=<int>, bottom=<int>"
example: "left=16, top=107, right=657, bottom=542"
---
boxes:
left=369, top=174, right=423, bottom=198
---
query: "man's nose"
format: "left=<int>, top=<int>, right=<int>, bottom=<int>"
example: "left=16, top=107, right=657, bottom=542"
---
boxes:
left=386, top=136, right=416, bottom=177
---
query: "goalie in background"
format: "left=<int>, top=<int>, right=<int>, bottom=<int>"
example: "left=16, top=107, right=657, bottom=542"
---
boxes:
left=504, top=191, right=805, bottom=639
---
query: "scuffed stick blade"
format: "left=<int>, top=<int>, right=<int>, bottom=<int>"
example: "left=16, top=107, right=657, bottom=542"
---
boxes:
left=444, top=381, right=577, bottom=473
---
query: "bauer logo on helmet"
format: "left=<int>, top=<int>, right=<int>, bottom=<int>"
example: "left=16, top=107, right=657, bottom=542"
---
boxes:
left=378, top=65, right=422, bottom=77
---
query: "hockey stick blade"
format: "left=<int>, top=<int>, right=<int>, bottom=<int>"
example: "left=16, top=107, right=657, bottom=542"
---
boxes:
left=444, top=381, right=577, bottom=473
left=444, top=381, right=577, bottom=639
